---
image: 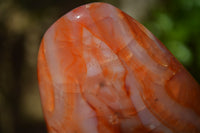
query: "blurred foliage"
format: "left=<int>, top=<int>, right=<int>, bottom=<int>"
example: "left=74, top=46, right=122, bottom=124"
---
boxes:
left=0, top=0, right=199, bottom=133
left=144, top=0, right=200, bottom=82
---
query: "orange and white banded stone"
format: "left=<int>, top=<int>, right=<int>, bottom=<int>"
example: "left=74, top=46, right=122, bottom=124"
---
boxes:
left=37, top=2, right=200, bottom=133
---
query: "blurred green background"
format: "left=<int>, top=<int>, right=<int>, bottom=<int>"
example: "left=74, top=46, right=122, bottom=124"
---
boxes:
left=0, top=0, right=199, bottom=133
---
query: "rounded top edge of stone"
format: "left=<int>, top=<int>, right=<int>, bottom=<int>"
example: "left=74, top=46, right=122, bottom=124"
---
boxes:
left=42, top=2, right=118, bottom=39
left=64, top=2, right=118, bottom=21
left=73, top=2, right=115, bottom=10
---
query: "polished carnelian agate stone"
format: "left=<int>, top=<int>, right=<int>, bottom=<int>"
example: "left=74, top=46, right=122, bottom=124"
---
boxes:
left=37, top=2, right=200, bottom=133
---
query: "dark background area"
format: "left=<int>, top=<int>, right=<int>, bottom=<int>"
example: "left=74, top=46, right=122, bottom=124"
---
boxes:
left=0, top=0, right=199, bottom=133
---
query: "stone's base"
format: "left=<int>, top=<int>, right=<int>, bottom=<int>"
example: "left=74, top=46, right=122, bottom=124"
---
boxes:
left=38, top=2, right=200, bottom=133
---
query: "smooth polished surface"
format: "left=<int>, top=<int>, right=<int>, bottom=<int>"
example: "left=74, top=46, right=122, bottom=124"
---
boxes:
left=38, top=2, right=200, bottom=133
